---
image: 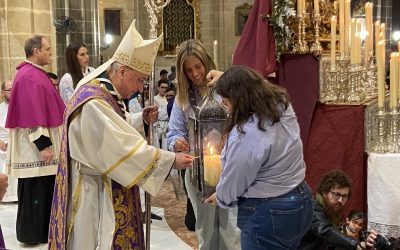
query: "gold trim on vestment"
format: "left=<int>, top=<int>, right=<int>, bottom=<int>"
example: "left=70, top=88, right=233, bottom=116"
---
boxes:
left=104, top=139, right=146, bottom=176
left=66, top=172, right=82, bottom=243
left=127, top=149, right=160, bottom=189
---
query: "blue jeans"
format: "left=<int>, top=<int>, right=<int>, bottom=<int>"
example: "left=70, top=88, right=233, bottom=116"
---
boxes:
left=237, top=181, right=313, bottom=250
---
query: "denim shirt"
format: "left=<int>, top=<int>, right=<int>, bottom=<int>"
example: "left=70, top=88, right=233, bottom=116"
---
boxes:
left=216, top=105, right=306, bottom=209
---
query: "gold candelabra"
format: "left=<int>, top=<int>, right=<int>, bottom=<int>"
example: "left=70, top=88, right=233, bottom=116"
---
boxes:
left=293, top=14, right=309, bottom=54
left=310, top=14, right=322, bottom=56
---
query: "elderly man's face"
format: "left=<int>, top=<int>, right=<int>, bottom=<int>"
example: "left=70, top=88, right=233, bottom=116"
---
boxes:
left=118, top=67, right=148, bottom=99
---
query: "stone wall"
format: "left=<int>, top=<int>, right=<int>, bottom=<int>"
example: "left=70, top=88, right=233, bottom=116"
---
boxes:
left=98, top=0, right=135, bottom=62
left=0, top=0, right=56, bottom=81
left=52, top=0, right=100, bottom=76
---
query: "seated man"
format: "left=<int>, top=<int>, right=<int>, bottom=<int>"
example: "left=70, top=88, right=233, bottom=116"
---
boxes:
left=299, top=170, right=365, bottom=250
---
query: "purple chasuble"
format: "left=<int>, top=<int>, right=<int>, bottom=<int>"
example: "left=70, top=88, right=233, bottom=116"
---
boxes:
left=6, top=61, right=65, bottom=128
left=48, top=81, right=144, bottom=250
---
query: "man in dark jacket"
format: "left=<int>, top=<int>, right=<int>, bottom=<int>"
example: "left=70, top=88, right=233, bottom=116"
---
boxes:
left=299, top=171, right=366, bottom=250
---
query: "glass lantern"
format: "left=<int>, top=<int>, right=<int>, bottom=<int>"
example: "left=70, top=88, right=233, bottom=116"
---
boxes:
left=188, top=90, right=227, bottom=200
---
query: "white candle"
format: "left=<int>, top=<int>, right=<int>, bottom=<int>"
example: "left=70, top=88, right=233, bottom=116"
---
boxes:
left=375, top=21, right=380, bottom=57
left=213, top=40, right=219, bottom=70
left=314, top=0, right=319, bottom=15
left=344, top=0, right=351, bottom=54
left=377, top=41, right=386, bottom=108
left=339, top=0, right=345, bottom=56
left=365, top=3, right=373, bottom=59
left=350, top=19, right=356, bottom=65
left=297, top=0, right=302, bottom=15
left=390, top=53, right=398, bottom=108
left=331, top=16, right=337, bottom=70
left=203, top=146, right=222, bottom=186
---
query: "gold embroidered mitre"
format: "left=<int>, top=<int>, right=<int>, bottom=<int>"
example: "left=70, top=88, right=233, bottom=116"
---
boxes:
left=77, top=20, right=163, bottom=88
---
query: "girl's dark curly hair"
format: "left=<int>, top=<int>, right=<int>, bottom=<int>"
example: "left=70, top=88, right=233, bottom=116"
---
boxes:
left=215, top=65, right=290, bottom=135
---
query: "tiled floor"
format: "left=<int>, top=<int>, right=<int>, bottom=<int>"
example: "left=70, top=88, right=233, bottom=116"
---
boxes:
left=0, top=181, right=194, bottom=250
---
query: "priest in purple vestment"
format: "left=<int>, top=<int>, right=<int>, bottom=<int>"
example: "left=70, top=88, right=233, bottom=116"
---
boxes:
left=5, top=35, right=65, bottom=245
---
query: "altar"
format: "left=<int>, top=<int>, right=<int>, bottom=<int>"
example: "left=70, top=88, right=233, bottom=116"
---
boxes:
left=368, top=153, right=400, bottom=238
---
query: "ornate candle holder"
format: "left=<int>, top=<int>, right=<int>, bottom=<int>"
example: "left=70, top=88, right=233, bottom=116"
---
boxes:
left=364, top=56, right=378, bottom=100
left=300, top=13, right=309, bottom=53
left=347, top=64, right=365, bottom=103
left=323, top=67, right=338, bottom=102
left=310, top=14, right=322, bottom=56
left=386, top=108, right=399, bottom=153
left=293, top=13, right=309, bottom=54
left=370, top=108, right=387, bottom=153
left=336, top=57, right=350, bottom=102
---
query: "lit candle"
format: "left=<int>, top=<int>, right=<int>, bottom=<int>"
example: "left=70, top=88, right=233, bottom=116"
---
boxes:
left=375, top=21, right=380, bottom=57
left=344, top=0, right=351, bottom=54
left=203, top=146, right=222, bottom=186
left=314, top=0, right=319, bottom=15
left=339, top=0, right=345, bottom=56
left=390, top=53, right=398, bottom=109
left=398, top=41, right=400, bottom=53
left=380, top=23, right=386, bottom=41
left=365, top=3, right=373, bottom=59
left=350, top=19, right=356, bottom=65
left=213, top=40, right=219, bottom=70
left=331, top=16, right=337, bottom=70
left=297, top=0, right=302, bottom=15
left=377, top=41, right=386, bottom=108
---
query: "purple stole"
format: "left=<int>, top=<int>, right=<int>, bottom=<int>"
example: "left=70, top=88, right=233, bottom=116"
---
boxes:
left=48, top=81, right=144, bottom=250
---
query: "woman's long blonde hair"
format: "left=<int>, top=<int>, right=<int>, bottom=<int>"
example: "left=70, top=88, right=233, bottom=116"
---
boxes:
left=175, top=39, right=215, bottom=107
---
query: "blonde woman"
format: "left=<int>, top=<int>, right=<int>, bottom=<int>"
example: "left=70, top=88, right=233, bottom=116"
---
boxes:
left=167, top=39, right=240, bottom=250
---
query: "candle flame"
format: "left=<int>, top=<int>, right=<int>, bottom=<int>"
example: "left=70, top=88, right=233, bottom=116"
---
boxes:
left=210, top=146, right=214, bottom=155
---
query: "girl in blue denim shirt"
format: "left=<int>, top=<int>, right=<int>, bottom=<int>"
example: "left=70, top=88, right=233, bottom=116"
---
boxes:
left=205, top=65, right=313, bottom=250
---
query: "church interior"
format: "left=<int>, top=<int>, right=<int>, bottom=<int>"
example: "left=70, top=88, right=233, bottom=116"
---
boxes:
left=1, top=0, right=400, bottom=249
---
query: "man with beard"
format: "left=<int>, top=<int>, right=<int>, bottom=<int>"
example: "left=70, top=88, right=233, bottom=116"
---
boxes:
left=299, top=171, right=366, bottom=250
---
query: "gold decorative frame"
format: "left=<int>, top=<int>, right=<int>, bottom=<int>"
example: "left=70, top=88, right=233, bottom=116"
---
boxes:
left=235, top=3, right=252, bottom=36
left=156, top=0, right=201, bottom=52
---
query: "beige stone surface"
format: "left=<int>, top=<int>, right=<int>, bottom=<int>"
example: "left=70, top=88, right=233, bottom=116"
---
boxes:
left=7, top=34, right=28, bottom=58
left=7, top=9, right=32, bottom=34
left=33, top=12, right=52, bottom=34
left=0, top=59, right=11, bottom=81
left=0, top=34, right=9, bottom=58
left=7, top=0, right=30, bottom=9
left=32, top=0, right=50, bottom=11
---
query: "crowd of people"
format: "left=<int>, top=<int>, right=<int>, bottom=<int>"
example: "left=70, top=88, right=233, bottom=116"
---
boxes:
left=0, top=19, right=398, bottom=250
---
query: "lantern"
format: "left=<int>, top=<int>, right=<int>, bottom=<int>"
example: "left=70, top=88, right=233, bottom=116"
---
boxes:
left=188, top=91, right=227, bottom=200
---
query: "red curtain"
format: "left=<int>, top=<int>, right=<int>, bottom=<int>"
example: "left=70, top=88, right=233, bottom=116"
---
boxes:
left=232, top=0, right=277, bottom=76
left=305, top=103, right=367, bottom=214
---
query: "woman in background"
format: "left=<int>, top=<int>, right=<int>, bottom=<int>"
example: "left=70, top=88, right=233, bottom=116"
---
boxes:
left=167, top=39, right=240, bottom=250
left=205, top=65, right=313, bottom=250
left=59, top=42, right=94, bottom=104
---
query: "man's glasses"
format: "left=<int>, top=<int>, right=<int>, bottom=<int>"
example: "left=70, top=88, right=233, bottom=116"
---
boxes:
left=330, top=191, right=349, bottom=201
left=3, top=89, right=12, bottom=92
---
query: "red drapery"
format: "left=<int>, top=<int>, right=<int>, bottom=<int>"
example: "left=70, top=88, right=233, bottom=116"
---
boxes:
left=232, top=0, right=276, bottom=76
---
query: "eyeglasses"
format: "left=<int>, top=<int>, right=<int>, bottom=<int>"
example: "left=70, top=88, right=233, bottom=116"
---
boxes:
left=3, top=89, right=12, bottom=92
left=330, top=191, right=349, bottom=201
left=166, top=94, right=174, bottom=98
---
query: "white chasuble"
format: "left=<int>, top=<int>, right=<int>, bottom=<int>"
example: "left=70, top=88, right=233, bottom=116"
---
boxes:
left=66, top=99, right=175, bottom=250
